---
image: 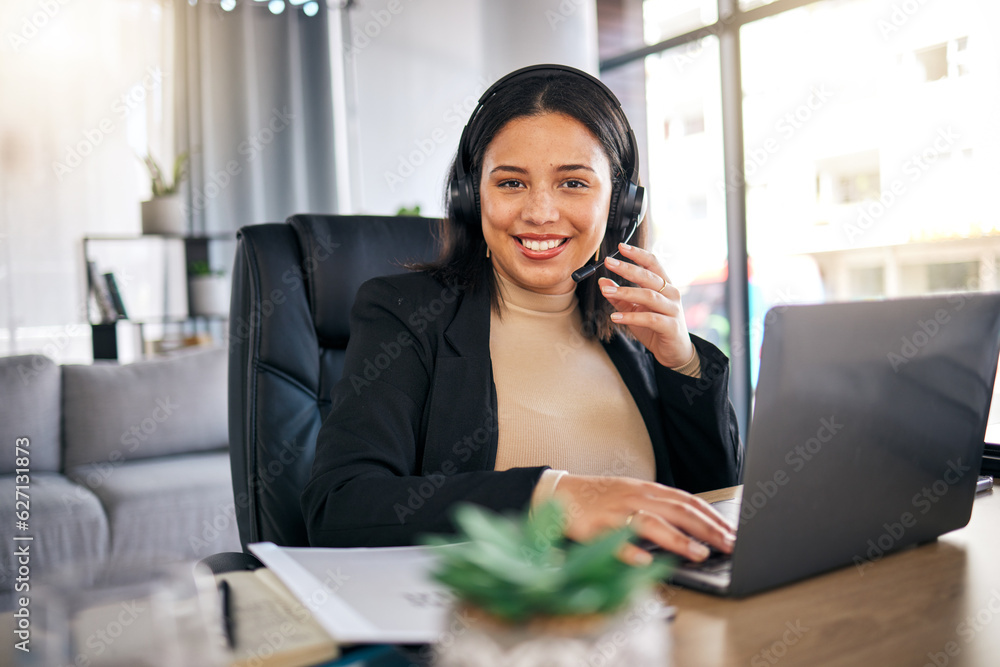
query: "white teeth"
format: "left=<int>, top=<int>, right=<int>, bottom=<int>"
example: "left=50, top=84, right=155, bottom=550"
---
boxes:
left=522, top=239, right=562, bottom=251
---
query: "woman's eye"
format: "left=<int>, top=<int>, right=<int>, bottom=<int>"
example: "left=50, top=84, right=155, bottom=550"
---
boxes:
left=562, top=179, right=588, bottom=189
left=497, top=179, right=524, bottom=189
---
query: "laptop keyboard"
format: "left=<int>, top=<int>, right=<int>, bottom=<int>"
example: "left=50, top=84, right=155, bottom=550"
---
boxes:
left=676, top=499, right=739, bottom=575
left=635, top=498, right=739, bottom=577
left=679, top=546, right=733, bottom=574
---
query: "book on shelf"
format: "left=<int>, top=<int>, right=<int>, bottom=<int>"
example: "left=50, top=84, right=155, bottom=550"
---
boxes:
left=216, top=567, right=340, bottom=667
left=87, top=260, right=118, bottom=324
left=102, top=271, right=129, bottom=319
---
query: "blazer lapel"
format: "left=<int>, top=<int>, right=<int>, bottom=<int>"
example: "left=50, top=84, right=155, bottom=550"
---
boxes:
left=421, top=284, right=499, bottom=475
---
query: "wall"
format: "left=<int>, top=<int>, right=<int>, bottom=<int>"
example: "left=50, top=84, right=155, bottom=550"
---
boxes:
left=342, top=0, right=599, bottom=217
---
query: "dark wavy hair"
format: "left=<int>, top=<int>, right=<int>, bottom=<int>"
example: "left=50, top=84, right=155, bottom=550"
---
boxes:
left=413, top=69, right=647, bottom=342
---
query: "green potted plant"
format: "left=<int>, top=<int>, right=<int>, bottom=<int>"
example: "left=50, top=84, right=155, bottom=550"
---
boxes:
left=425, top=501, right=674, bottom=666
left=140, top=152, right=189, bottom=235
left=187, top=260, right=229, bottom=318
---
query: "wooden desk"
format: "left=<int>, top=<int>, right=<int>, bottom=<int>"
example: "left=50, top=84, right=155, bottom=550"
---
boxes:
left=670, top=486, right=1000, bottom=667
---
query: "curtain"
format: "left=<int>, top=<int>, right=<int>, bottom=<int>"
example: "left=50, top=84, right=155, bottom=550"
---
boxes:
left=0, top=0, right=172, bottom=359
left=174, top=1, right=338, bottom=238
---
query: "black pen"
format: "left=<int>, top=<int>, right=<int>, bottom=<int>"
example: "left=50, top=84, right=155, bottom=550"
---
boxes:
left=219, top=579, right=235, bottom=649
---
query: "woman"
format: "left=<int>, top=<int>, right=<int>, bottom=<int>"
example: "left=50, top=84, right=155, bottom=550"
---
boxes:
left=302, top=65, right=742, bottom=565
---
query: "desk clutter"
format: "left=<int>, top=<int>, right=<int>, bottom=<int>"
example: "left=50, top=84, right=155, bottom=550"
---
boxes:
left=216, top=568, right=338, bottom=667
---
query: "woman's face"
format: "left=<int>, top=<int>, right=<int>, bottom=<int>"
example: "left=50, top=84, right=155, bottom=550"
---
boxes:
left=479, top=112, right=613, bottom=295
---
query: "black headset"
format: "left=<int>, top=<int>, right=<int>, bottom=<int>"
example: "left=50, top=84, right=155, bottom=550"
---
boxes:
left=449, top=64, right=647, bottom=248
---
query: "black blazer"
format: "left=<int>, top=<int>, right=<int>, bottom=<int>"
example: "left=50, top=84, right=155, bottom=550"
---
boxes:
left=302, top=272, right=743, bottom=547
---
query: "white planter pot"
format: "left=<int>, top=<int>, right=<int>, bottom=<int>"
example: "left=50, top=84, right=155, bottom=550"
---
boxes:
left=141, top=195, right=187, bottom=235
left=434, top=597, right=671, bottom=667
left=188, top=275, right=230, bottom=317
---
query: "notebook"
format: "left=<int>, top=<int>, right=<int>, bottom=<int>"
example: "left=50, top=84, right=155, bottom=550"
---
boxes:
left=671, top=292, right=1000, bottom=596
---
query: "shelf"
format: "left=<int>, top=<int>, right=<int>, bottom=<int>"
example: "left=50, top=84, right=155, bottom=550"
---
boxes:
left=84, top=233, right=238, bottom=242
left=84, top=234, right=233, bottom=361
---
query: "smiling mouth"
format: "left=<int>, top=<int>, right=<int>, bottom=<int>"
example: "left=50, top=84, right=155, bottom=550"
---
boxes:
left=516, top=237, right=568, bottom=251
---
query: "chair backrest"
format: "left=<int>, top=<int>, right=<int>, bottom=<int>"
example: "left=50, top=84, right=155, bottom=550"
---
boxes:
left=228, top=214, right=438, bottom=549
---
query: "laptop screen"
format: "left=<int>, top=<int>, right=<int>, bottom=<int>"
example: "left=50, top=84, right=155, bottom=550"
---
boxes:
left=987, top=356, right=1000, bottom=445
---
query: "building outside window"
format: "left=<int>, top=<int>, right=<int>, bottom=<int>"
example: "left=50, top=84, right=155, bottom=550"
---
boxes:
left=599, top=0, right=1000, bottom=428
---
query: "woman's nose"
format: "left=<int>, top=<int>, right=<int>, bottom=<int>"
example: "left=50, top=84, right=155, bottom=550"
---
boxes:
left=521, top=187, right=558, bottom=225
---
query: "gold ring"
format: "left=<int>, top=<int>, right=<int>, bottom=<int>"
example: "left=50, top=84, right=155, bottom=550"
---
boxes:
left=656, top=277, right=667, bottom=294
left=625, top=511, right=640, bottom=527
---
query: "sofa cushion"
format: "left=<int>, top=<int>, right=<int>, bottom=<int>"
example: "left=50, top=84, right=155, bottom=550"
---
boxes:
left=67, top=451, right=241, bottom=571
left=62, top=347, right=228, bottom=468
left=0, top=355, right=61, bottom=473
left=0, top=473, right=109, bottom=600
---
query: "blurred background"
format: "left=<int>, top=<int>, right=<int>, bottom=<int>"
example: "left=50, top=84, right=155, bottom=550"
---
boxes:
left=1, top=0, right=998, bottom=432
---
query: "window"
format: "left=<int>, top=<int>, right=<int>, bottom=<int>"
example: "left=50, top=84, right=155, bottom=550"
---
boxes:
left=848, top=266, right=885, bottom=299
left=598, top=0, right=1000, bottom=428
left=916, top=43, right=948, bottom=82
left=927, top=261, right=979, bottom=293
left=816, top=152, right=881, bottom=205
left=0, top=0, right=172, bottom=361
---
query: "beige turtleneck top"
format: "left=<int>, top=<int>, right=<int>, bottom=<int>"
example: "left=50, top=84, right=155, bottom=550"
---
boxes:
left=489, top=273, right=659, bottom=497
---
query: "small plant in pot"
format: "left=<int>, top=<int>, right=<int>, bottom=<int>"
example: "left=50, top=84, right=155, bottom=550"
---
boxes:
left=140, top=152, right=189, bottom=235
left=424, top=501, right=674, bottom=667
left=187, top=260, right=229, bottom=318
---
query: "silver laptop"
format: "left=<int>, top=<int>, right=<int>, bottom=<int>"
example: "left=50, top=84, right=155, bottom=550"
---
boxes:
left=670, top=293, right=1000, bottom=596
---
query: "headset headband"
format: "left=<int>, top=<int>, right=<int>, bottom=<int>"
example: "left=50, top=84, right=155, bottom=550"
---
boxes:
left=454, top=64, right=640, bottom=187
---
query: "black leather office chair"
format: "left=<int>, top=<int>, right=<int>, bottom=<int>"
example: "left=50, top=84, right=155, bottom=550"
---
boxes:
left=227, top=214, right=438, bottom=550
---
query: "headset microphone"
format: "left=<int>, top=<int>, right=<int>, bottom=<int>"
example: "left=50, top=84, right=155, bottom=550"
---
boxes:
left=571, top=199, right=645, bottom=283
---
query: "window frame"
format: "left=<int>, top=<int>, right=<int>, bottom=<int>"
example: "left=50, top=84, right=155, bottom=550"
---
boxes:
left=599, top=0, right=825, bottom=435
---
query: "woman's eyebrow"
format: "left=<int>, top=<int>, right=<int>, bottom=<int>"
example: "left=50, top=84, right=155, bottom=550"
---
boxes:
left=556, top=164, right=595, bottom=173
left=488, top=164, right=596, bottom=175
left=489, top=165, right=528, bottom=175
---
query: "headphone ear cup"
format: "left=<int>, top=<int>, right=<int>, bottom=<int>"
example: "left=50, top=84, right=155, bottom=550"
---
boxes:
left=607, top=180, right=625, bottom=236
left=449, top=176, right=479, bottom=228
left=635, top=184, right=647, bottom=225
left=616, top=181, right=645, bottom=232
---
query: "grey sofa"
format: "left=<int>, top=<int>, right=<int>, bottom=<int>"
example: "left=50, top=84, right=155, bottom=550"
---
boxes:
left=0, top=347, right=240, bottom=609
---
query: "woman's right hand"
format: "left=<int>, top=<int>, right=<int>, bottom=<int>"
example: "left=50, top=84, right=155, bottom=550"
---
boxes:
left=551, top=474, right=736, bottom=565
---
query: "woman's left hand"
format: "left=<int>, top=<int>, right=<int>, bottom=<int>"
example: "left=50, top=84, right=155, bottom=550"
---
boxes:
left=599, top=242, right=695, bottom=369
